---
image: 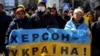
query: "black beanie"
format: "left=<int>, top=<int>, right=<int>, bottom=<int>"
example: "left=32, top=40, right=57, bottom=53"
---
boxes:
left=38, top=2, right=46, bottom=7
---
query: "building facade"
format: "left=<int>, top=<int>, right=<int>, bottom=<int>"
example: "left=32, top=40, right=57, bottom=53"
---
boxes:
left=0, top=0, right=30, bottom=9
left=0, top=0, right=100, bottom=10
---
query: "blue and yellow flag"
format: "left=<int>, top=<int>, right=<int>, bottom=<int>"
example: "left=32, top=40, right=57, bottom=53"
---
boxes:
left=38, top=0, right=47, bottom=3
left=7, top=28, right=91, bottom=56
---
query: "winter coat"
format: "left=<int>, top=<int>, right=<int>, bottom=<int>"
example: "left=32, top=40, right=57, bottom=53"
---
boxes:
left=91, top=21, right=100, bottom=48
left=41, top=13, right=58, bottom=28
left=64, top=18, right=88, bottom=30
left=6, top=17, right=31, bottom=43
left=64, top=18, right=90, bottom=43
left=30, top=11, right=58, bottom=28
left=30, top=12, right=44, bottom=28
left=0, top=11, right=12, bottom=52
left=53, top=14, right=67, bottom=29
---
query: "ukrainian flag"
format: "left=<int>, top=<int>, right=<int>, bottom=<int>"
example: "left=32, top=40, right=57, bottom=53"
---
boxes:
left=38, top=0, right=47, bottom=3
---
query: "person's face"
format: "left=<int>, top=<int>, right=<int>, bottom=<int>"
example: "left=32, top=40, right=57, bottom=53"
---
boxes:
left=51, top=9, right=56, bottom=16
left=64, top=11, right=68, bottom=16
left=68, top=10, right=73, bottom=17
left=38, top=4, right=46, bottom=12
left=73, top=12, right=83, bottom=21
left=0, top=5, right=3, bottom=12
left=59, top=9, right=63, bottom=14
left=16, top=11, right=25, bottom=19
left=88, top=14, right=93, bottom=20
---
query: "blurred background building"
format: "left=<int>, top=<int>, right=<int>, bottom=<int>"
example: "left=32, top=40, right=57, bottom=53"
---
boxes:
left=0, top=0, right=100, bottom=11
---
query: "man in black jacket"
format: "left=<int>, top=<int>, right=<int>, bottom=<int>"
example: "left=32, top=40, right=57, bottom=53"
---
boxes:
left=30, top=2, right=58, bottom=28
left=51, top=7, right=66, bottom=29
left=91, top=16, right=100, bottom=56
left=30, top=2, right=46, bottom=28
left=0, top=3, right=12, bottom=53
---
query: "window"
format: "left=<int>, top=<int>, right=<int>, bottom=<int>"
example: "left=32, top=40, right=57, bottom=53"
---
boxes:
left=4, top=0, right=15, bottom=6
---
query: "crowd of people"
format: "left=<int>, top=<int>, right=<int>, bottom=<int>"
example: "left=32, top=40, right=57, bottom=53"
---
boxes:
left=0, top=1, right=100, bottom=56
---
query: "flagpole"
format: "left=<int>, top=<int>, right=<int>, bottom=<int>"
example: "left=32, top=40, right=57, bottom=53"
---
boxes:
left=72, top=0, right=74, bottom=8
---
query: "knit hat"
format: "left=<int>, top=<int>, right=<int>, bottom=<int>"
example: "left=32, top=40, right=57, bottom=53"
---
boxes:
left=16, top=8, right=25, bottom=14
left=18, top=5, right=25, bottom=9
left=38, top=2, right=46, bottom=7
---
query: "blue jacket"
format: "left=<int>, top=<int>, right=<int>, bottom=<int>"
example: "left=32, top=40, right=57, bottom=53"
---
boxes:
left=64, top=20, right=90, bottom=43
left=64, top=20, right=88, bottom=30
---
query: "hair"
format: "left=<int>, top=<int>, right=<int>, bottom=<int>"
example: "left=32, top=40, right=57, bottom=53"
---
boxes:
left=74, top=8, right=84, bottom=15
left=16, top=8, right=25, bottom=14
left=0, top=3, right=3, bottom=9
left=71, top=8, right=84, bottom=23
left=87, top=11, right=95, bottom=21
left=50, top=7, right=57, bottom=15
left=87, top=11, right=94, bottom=17
left=64, top=10, right=69, bottom=13
left=72, top=17, right=84, bottom=23
left=51, top=7, right=57, bottom=10
left=94, top=6, right=100, bottom=10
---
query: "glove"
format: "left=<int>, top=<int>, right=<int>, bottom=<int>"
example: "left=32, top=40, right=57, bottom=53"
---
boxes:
left=71, top=28, right=77, bottom=32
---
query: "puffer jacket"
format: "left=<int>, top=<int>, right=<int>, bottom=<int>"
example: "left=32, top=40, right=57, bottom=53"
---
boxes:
left=6, top=16, right=31, bottom=44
